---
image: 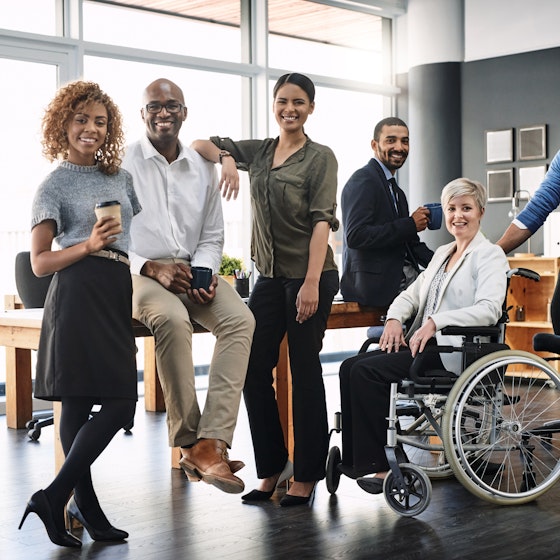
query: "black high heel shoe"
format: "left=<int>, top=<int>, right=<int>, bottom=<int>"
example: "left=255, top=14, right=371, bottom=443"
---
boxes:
left=241, top=488, right=275, bottom=501
left=66, top=496, right=128, bottom=542
left=19, top=490, right=82, bottom=548
left=279, top=483, right=317, bottom=507
left=242, top=460, right=294, bottom=502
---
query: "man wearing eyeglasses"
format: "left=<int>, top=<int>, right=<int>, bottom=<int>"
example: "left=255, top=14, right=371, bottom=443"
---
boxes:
left=123, top=78, right=255, bottom=494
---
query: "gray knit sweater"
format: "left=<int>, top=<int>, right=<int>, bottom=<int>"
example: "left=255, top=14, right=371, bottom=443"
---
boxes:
left=31, top=161, right=141, bottom=254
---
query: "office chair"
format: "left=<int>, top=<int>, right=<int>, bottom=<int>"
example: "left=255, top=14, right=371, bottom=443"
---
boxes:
left=15, top=251, right=54, bottom=309
left=14, top=251, right=55, bottom=440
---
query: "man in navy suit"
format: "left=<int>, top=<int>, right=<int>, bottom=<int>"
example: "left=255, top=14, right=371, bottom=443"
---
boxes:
left=340, top=117, right=433, bottom=308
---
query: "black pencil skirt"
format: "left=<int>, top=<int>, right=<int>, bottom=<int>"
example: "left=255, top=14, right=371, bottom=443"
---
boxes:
left=34, top=255, right=138, bottom=402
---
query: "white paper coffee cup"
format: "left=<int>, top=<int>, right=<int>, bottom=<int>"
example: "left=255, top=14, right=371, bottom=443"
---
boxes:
left=95, top=200, right=121, bottom=221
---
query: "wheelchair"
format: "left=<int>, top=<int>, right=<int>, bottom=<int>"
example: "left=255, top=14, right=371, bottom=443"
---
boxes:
left=326, top=267, right=560, bottom=516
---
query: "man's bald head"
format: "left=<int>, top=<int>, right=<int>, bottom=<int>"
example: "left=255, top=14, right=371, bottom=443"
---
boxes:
left=142, top=78, right=185, bottom=106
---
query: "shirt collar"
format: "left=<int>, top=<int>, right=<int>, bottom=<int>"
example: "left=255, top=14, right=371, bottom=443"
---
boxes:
left=139, top=134, right=197, bottom=165
left=373, top=156, right=395, bottom=182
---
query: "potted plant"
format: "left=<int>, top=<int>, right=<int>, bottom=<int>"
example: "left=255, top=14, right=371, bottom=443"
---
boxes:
left=219, top=254, right=243, bottom=285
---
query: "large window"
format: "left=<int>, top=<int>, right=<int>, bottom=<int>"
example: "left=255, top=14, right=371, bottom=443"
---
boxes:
left=0, top=56, right=58, bottom=390
left=268, top=0, right=386, bottom=83
left=84, top=1, right=242, bottom=63
left=0, top=0, right=57, bottom=35
left=0, top=58, right=59, bottom=295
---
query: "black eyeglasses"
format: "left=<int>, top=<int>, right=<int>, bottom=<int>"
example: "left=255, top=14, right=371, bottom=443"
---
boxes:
left=145, top=102, right=184, bottom=114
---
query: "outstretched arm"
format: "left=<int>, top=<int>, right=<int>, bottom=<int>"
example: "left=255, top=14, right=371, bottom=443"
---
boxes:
left=191, top=139, right=239, bottom=201
left=496, top=223, right=531, bottom=254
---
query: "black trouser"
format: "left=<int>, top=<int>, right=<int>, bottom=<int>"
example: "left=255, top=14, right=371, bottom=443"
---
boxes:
left=339, top=345, right=443, bottom=474
left=243, top=270, right=339, bottom=482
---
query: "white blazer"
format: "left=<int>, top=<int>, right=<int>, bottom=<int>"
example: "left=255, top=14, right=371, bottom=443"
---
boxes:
left=385, top=231, right=510, bottom=373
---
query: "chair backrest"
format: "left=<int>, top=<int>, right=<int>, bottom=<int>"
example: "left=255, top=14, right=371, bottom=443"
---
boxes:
left=14, top=251, right=54, bottom=308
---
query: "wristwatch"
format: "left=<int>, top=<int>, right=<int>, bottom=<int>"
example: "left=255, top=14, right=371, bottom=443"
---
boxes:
left=218, top=150, right=232, bottom=164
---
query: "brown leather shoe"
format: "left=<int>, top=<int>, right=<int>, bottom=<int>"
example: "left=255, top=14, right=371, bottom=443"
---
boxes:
left=180, top=448, right=244, bottom=480
left=223, top=449, right=245, bottom=474
left=179, top=439, right=245, bottom=494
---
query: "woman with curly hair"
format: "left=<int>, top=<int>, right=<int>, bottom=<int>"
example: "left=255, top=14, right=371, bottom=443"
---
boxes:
left=18, top=81, right=141, bottom=547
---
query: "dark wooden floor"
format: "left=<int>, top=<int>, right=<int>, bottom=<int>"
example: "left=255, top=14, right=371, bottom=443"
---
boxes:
left=3, top=372, right=560, bottom=560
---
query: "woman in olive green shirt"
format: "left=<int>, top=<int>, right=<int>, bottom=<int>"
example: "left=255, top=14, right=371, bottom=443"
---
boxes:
left=193, top=73, right=339, bottom=506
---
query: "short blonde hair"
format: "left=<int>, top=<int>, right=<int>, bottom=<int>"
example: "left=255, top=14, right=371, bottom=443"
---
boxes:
left=441, top=177, right=487, bottom=211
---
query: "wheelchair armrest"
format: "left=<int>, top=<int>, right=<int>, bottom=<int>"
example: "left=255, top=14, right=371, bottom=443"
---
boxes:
left=441, top=326, right=502, bottom=338
left=358, top=337, right=380, bottom=354
left=408, top=346, right=459, bottom=387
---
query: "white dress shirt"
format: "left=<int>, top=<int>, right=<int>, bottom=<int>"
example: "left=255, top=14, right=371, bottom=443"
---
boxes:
left=123, top=135, right=224, bottom=276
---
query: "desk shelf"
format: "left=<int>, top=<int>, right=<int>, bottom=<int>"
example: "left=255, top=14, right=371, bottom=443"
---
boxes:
left=506, top=256, right=559, bottom=371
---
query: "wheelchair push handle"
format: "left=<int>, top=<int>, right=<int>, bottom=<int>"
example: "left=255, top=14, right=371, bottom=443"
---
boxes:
left=508, top=267, right=540, bottom=282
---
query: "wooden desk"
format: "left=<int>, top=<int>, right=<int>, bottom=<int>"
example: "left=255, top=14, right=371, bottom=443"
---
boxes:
left=0, top=297, right=384, bottom=470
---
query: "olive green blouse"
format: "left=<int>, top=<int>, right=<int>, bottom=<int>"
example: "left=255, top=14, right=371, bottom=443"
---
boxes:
left=211, top=136, right=339, bottom=279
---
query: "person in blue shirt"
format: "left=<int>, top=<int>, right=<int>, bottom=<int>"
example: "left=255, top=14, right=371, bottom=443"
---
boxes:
left=497, top=149, right=560, bottom=253
left=497, top=149, right=560, bottom=328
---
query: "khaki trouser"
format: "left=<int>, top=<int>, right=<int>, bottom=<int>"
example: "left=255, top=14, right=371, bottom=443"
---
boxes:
left=132, top=261, right=255, bottom=448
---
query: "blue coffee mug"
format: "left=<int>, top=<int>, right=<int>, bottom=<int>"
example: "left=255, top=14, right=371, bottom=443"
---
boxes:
left=425, top=203, right=442, bottom=230
left=190, top=266, right=212, bottom=291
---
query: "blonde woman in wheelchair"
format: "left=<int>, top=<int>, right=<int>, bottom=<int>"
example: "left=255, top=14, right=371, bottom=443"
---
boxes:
left=337, top=177, right=509, bottom=492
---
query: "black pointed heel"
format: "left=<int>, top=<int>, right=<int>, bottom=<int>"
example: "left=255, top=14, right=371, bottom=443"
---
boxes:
left=242, top=460, right=294, bottom=502
left=19, top=490, right=82, bottom=548
left=279, top=483, right=317, bottom=507
left=241, top=488, right=275, bottom=502
left=66, top=496, right=128, bottom=542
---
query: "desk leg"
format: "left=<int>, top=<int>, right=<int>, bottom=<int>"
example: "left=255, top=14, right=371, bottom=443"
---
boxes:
left=53, top=402, right=64, bottom=473
left=143, top=337, right=165, bottom=412
left=6, top=347, right=32, bottom=429
left=275, top=335, right=293, bottom=459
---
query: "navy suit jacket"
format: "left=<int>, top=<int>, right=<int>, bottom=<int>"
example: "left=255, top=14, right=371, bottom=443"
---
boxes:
left=340, top=159, right=433, bottom=308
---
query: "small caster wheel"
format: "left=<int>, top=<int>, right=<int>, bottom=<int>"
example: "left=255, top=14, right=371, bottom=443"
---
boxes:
left=383, top=463, right=431, bottom=517
left=28, top=428, right=41, bottom=441
left=326, top=446, right=342, bottom=494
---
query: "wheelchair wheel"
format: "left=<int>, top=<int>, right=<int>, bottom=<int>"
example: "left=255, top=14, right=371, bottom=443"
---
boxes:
left=443, top=350, right=560, bottom=505
left=383, top=463, right=431, bottom=517
left=326, top=446, right=342, bottom=494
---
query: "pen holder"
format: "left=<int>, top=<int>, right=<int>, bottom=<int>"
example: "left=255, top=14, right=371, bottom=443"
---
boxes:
left=234, top=277, right=250, bottom=298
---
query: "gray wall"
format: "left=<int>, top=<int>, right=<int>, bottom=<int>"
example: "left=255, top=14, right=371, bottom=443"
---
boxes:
left=461, top=47, right=560, bottom=254
left=397, top=46, right=560, bottom=255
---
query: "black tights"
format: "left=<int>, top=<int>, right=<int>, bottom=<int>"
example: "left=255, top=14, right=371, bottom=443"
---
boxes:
left=44, top=397, right=135, bottom=528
